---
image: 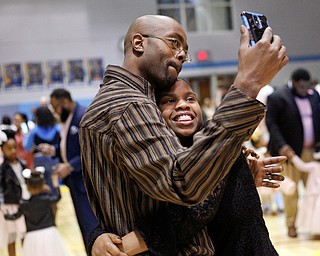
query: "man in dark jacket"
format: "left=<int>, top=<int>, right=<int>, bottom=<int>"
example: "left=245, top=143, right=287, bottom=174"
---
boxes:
left=266, top=68, right=320, bottom=238
left=39, top=88, right=98, bottom=253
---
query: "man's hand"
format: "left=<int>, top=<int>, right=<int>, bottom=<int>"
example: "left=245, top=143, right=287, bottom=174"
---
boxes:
left=37, top=143, right=56, bottom=157
left=234, top=25, right=289, bottom=99
left=247, top=155, right=287, bottom=188
left=92, top=233, right=127, bottom=256
left=53, top=163, right=73, bottom=179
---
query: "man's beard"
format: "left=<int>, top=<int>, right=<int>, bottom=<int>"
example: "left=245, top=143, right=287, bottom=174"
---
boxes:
left=60, top=107, right=71, bottom=123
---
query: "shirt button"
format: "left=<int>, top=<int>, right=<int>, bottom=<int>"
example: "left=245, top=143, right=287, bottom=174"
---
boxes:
left=248, top=129, right=254, bottom=135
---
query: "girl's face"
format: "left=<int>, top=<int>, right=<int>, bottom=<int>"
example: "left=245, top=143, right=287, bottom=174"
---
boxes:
left=13, top=113, right=23, bottom=129
left=1, top=138, right=18, bottom=162
left=158, top=79, right=202, bottom=139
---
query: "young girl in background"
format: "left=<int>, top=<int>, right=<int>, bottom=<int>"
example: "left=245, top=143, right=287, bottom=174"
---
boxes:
left=4, top=167, right=70, bottom=256
left=291, top=155, right=320, bottom=236
left=13, top=112, right=34, bottom=169
left=0, top=129, right=28, bottom=256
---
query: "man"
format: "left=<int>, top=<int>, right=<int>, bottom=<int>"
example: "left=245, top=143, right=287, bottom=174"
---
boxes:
left=79, top=15, right=288, bottom=255
left=40, top=88, right=99, bottom=252
left=266, top=68, right=320, bottom=238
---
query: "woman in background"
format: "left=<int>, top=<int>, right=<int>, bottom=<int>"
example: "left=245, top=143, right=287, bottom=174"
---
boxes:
left=24, top=106, right=60, bottom=193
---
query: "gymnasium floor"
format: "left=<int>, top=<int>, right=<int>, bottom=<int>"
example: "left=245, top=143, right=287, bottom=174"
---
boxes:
left=1, top=186, right=320, bottom=256
left=57, top=186, right=320, bottom=256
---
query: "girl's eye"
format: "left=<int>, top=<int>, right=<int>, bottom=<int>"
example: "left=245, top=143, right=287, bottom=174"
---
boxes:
left=160, top=98, right=176, bottom=104
left=186, top=97, right=196, bottom=102
left=165, top=98, right=176, bottom=103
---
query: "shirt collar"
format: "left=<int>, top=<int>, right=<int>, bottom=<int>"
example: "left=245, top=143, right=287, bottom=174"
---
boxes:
left=103, top=65, right=155, bottom=102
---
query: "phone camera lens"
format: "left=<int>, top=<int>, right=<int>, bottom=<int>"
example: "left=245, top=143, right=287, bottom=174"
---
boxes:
left=253, top=15, right=262, bottom=28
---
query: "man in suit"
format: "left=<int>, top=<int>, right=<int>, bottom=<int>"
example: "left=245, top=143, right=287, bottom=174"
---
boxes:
left=40, top=88, right=98, bottom=252
left=266, top=68, right=320, bottom=238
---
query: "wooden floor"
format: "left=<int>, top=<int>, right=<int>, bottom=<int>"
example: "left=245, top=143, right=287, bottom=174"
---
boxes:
left=2, top=186, right=320, bottom=256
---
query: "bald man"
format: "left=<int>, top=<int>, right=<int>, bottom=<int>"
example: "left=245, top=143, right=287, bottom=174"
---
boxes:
left=80, top=15, right=288, bottom=255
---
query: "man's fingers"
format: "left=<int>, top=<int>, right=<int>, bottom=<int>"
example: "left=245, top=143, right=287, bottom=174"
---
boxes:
left=103, top=241, right=122, bottom=256
left=261, top=27, right=273, bottom=43
left=92, top=233, right=125, bottom=256
left=239, top=25, right=250, bottom=48
left=108, top=233, right=122, bottom=244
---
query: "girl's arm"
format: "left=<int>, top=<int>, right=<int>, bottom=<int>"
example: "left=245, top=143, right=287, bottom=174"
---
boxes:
left=291, top=155, right=320, bottom=173
left=4, top=206, right=23, bottom=220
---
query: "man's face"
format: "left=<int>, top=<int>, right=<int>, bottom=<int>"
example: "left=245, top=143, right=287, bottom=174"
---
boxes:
left=292, top=79, right=310, bottom=97
left=158, top=79, right=202, bottom=139
left=140, top=21, right=189, bottom=90
left=50, top=97, right=70, bottom=123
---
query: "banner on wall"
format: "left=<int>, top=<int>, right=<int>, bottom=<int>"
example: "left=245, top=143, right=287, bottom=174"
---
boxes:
left=3, top=63, right=23, bottom=90
left=46, top=60, right=64, bottom=86
left=0, top=57, right=104, bottom=91
left=87, top=58, right=104, bottom=83
left=67, top=59, right=85, bottom=84
left=25, top=62, right=44, bottom=89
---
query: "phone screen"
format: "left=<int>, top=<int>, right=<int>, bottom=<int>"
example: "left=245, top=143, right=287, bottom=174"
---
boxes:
left=241, top=11, right=269, bottom=46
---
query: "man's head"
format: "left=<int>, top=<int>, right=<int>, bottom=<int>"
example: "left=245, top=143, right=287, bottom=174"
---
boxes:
left=50, top=88, right=74, bottom=123
left=156, top=79, right=202, bottom=146
left=123, top=15, right=190, bottom=91
left=291, top=68, right=311, bottom=97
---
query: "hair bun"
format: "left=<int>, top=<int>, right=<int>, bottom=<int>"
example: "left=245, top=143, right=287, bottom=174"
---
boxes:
left=22, top=169, right=32, bottom=179
left=0, top=130, right=8, bottom=146
left=35, top=166, right=45, bottom=173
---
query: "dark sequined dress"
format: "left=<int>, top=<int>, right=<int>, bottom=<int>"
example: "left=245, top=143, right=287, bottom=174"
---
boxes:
left=137, top=153, right=278, bottom=256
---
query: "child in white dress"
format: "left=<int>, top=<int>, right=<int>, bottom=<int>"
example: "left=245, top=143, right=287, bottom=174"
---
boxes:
left=291, top=155, right=320, bottom=235
left=0, top=129, right=28, bottom=256
left=4, top=168, right=70, bottom=256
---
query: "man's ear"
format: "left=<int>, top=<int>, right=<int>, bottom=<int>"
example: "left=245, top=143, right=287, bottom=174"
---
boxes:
left=132, top=34, right=144, bottom=53
left=62, top=98, right=70, bottom=108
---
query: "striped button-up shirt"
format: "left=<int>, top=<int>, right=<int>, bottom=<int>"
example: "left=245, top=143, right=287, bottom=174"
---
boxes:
left=79, top=65, right=265, bottom=255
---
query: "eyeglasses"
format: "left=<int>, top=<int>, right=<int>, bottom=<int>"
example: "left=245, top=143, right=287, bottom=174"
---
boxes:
left=142, top=35, right=192, bottom=63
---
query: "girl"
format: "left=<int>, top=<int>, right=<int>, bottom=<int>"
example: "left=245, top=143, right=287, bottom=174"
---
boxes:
left=0, top=129, right=28, bottom=256
left=291, top=155, right=320, bottom=236
left=4, top=168, right=70, bottom=256
left=90, top=79, right=286, bottom=256
left=13, top=112, right=34, bottom=169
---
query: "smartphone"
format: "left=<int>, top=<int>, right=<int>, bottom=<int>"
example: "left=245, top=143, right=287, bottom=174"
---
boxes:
left=241, top=11, right=269, bottom=46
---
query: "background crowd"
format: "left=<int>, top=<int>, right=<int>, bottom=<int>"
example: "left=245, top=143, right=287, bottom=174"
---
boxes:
left=0, top=10, right=320, bottom=256
left=1, top=66, right=320, bottom=255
